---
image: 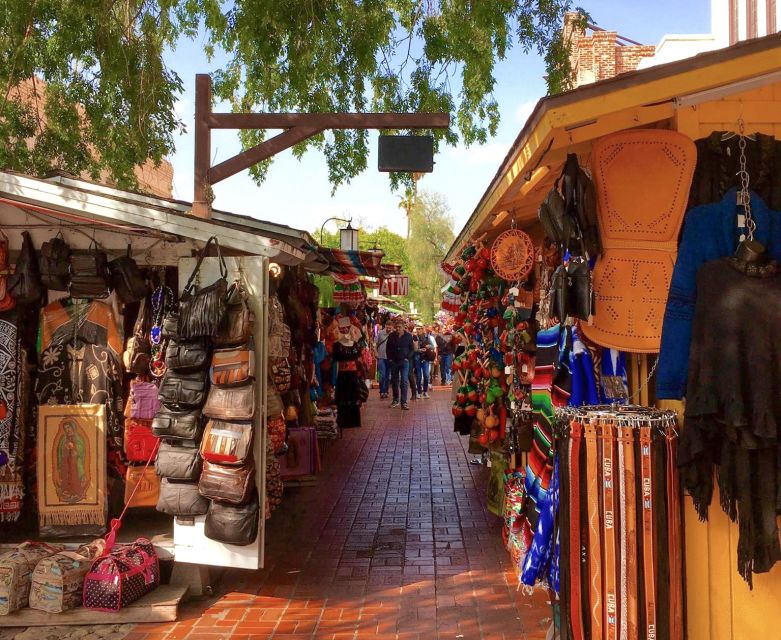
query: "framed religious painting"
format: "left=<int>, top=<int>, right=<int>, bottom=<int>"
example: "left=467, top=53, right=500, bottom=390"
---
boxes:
left=37, top=404, right=106, bottom=532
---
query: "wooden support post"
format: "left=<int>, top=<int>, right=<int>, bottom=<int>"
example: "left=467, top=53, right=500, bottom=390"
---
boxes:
left=193, top=74, right=212, bottom=219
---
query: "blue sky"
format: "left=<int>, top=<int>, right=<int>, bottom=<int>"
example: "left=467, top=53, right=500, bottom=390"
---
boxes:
left=165, top=0, right=711, bottom=238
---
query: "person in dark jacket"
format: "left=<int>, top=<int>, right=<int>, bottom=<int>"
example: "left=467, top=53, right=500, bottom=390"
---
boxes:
left=387, top=318, right=414, bottom=410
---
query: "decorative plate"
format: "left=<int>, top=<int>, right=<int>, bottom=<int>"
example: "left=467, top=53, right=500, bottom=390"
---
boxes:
left=490, top=229, right=535, bottom=281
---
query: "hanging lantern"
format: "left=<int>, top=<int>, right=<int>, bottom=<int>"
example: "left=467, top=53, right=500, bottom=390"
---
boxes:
left=339, top=220, right=360, bottom=251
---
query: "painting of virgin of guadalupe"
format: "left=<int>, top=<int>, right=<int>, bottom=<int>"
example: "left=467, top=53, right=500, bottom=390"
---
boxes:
left=37, top=404, right=106, bottom=529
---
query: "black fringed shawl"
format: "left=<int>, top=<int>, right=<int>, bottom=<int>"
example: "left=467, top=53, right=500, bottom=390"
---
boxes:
left=680, top=258, right=781, bottom=587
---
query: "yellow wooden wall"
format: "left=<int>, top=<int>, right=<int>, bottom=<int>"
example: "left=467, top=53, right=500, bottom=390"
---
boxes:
left=669, top=82, right=781, bottom=639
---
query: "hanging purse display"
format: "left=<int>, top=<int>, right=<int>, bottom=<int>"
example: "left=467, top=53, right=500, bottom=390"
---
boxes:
left=0, top=230, right=14, bottom=312
left=108, top=245, right=149, bottom=303
left=123, top=465, right=160, bottom=508
left=201, top=420, right=253, bottom=465
left=215, top=282, right=255, bottom=347
left=128, top=380, right=161, bottom=420
left=198, top=459, right=255, bottom=505
left=8, top=231, right=43, bottom=305
left=178, top=236, right=229, bottom=340
left=204, top=491, right=259, bottom=546
left=39, top=231, right=71, bottom=291
left=156, top=478, right=209, bottom=516
left=123, top=419, right=159, bottom=463
left=158, top=369, right=208, bottom=409
left=210, top=345, right=254, bottom=387
left=270, top=358, right=291, bottom=393
left=123, top=298, right=152, bottom=375
left=165, top=339, right=210, bottom=373
left=151, top=407, right=203, bottom=441
left=155, top=440, right=202, bottom=481
left=69, top=240, right=110, bottom=299
left=203, top=384, right=255, bottom=421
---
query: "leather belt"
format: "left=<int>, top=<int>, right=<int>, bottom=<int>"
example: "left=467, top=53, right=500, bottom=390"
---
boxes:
left=618, top=426, right=638, bottom=640
left=585, top=419, right=603, bottom=640
left=666, top=425, right=683, bottom=640
left=639, top=426, right=657, bottom=640
left=601, top=422, right=618, bottom=640
left=569, top=421, right=585, bottom=640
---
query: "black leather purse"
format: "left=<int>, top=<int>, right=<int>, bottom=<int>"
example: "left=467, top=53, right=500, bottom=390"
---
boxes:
left=165, top=339, right=210, bottom=373
left=151, top=407, right=203, bottom=441
left=69, top=241, right=110, bottom=299
left=204, top=490, right=259, bottom=546
left=550, top=258, right=593, bottom=322
left=161, top=312, right=179, bottom=340
left=156, top=478, right=209, bottom=516
left=8, top=231, right=43, bottom=305
left=155, top=440, right=201, bottom=481
left=39, top=232, right=71, bottom=290
left=158, top=369, right=208, bottom=409
left=178, top=237, right=228, bottom=340
left=109, top=245, right=149, bottom=303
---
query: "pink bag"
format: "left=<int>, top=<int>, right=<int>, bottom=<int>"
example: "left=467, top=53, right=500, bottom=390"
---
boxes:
left=83, top=520, right=159, bottom=611
left=129, top=381, right=160, bottom=420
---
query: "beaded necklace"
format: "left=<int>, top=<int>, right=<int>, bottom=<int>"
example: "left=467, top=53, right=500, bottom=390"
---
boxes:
left=150, top=283, right=174, bottom=377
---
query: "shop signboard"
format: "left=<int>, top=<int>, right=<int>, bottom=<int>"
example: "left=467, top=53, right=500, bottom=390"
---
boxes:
left=380, top=275, right=409, bottom=297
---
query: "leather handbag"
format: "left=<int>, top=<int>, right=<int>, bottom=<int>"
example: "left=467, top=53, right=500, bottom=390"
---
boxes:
left=124, top=465, right=160, bottom=508
left=128, top=380, right=160, bottom=420
left=550, top=259, right=593, bottom=322
left=0, top=230, right=14, bottom=312
left=156, top=478, right=209, bottom=516
left=204, top=491, right=259, bottom=546
left=161, top=312, right=179, bottom=340
left=158, top=369, right=208, bottom=409
left=123, top=298, right=151, bottom=375
left=210, top=345, right=254, bottom=387
left=151, top=407, right=203, bottom=441
left=178, top=236, right=228, bottom=340
left=39, top=231, right=71, bottom=291
left=8, top=231, right=43, bottom=305
left=198, top=459, right=255, bottom=505
left=155, top=440, right=202, bottom=481
left=215, top=282, right=254, bottom=346
left=270, top=358, right=291, bottom=393
left=109, top=245, right=149, bottom=303
left=201, top=420, right=253, bottom=465
left=123, top=419, right=159, bottom=463
left=166, top=339, right=210, bottom=373
left=69, top=241, right=110, bottom=299
left=203, top=384, right=255, bottom=421
left=83, top=538, right=159, bottom=611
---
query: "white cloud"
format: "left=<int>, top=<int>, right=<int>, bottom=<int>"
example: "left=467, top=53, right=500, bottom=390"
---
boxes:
left=514, top=99, right=537, bottom=124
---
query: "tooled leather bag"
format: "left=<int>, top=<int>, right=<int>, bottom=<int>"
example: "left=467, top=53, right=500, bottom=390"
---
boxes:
left=39, top=231, right=71, bottom=291
left=158, top=369, right=208, bottom=409
left=210, top=345, right=254, bottom=387
left=178, top=236, right=228, bottom=340
left=203, top=384, right=255, bottom=421
left=123, top=465, right=160, bottom=508
left=151, top=407, right=203, bottom=441
left=204, top=491, right=259, bottom=546
left=109, top=245, right=149, bottom=303
left=155, top=440, right=201, bottom=481
left=166, top=339, right=210, bottom=373
left=123, top=298, right=152, bottom=375
left=201, top=420, right=253, bottom=465
left=69, top=241, right=110, bottom=299
left=198, top=458, right=255, bottom=505
left=215, top=282, right=254, bottom=347
left=123, top=419, right=159, bottom=463
left=156, top=478, right=209, bottom=516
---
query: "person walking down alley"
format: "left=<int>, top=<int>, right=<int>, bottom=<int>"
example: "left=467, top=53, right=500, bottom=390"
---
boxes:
left=414, top=325, right=437, bottom=398
left=387, top=319, right=414, bottom=410
left=436, top=327, right=454, bottom=385
left=375, top=318, right=391, bottom=399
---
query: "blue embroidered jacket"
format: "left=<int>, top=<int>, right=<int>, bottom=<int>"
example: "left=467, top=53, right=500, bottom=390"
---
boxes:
left=657, top=189, right=781, bottom=399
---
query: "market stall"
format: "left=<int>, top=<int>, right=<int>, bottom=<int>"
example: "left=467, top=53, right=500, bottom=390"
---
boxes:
left=443, top=32, right=781, bottom=640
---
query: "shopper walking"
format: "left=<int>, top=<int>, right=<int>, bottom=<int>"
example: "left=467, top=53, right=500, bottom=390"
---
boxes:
left=387, top=318, right=414, bottom=410
left=436, top=327, right=454, bottom=385
left=375, top=319, right=391, bottom=399
left=415, top=325, right=436, bottom=398
left=409, top=320, right=419, bottom=401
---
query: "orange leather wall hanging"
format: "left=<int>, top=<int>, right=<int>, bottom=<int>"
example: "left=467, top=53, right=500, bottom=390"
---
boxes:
left=583, top=129, right=696, bottom=352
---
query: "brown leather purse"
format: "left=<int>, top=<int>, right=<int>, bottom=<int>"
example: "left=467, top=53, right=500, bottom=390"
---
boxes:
left=201, top=420, right=253, bottom=465
left=124, top=465, right=160, bottom=508
left=203, top=384, right=255, bottom=421
left=198, top=459, right=255, bottom=505
left=210, top=346, right=254, bottom=387
left=215, top=282, right=254, bottom=347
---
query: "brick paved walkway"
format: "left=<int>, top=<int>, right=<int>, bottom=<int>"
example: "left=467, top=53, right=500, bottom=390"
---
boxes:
left=128, top=389, right=551, bottom=640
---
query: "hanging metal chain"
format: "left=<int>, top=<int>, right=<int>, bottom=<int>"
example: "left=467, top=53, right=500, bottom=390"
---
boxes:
left=630, top=356, right=659, bottom=405
left=737, top=117, right=756, bottom=242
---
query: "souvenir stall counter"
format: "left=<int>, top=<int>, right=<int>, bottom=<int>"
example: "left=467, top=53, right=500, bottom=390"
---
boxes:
left=0, top=172, right=318, bottom=624
left=441, top=33, right=781, bottom=640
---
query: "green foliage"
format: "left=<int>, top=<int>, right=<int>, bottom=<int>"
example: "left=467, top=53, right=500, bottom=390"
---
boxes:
left=406, top=190, right=454, bottom=322
left=0, top=1, right=584, bottom=191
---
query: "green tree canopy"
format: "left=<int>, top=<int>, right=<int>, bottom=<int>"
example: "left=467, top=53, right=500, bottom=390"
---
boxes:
left=0, top=1, right=585, bottom=191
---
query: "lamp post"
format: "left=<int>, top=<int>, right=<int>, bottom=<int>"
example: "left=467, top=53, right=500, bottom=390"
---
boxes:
left=320, top=217, right=360, bottom=250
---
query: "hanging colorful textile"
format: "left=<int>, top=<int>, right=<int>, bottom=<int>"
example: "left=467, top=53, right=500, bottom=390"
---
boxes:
left=332, top=273, right=363, bottom=305
left=318, top=248, right=385, bottom=277
left=36, top=404, right=106, bottom=529
left=0, top=314, right=24, bottom=522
